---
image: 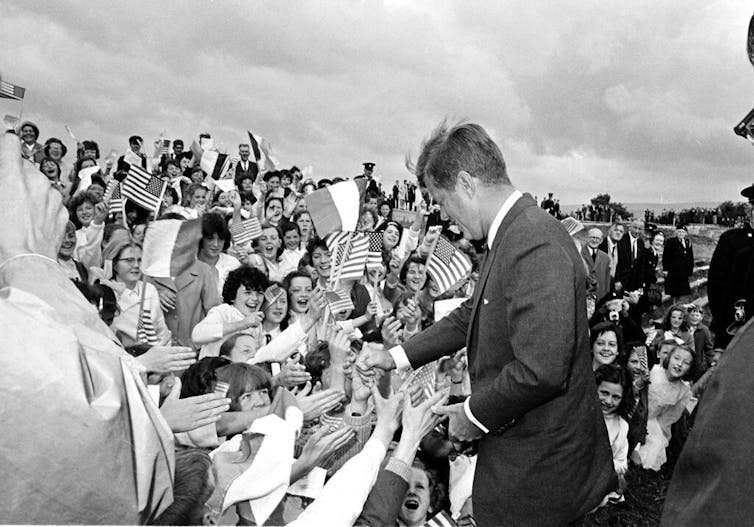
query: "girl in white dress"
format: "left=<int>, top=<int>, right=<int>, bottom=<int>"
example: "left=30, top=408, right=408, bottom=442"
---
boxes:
left=631, top=345, right=696, bottom=471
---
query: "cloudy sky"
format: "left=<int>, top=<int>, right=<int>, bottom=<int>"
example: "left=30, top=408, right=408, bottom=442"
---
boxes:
left=2, top=1, right=753, bottom=206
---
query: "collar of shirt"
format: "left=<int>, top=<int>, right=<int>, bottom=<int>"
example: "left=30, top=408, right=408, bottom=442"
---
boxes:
left=486, top=190, right=523, bottom=250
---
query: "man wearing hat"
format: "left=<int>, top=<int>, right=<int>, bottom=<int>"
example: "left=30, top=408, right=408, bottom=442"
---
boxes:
left=708, top=183, right=754, bottom=348
left=663, top=224, right=695, bottom=303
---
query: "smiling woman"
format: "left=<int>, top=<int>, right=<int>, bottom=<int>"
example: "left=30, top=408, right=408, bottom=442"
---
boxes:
left=192, top=264, right=268, bottom=359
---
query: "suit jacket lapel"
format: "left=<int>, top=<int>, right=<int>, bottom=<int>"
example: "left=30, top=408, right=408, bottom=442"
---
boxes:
left=175, top=263, right=200, bottom=292
left=468, top=194, right=535, bottom=345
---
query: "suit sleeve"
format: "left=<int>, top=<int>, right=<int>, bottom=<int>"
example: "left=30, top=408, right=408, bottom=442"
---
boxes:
left=468, top=234, right=580, bottom=431
left=402, top=296, right=471, bottom=368
left=708, top=234, right=732, bottom=329
left=356, top=460, right=410, bottom=526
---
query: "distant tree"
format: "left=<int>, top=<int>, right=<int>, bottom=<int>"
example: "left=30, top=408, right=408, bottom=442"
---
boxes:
left=589, top=193, right=633, bottom=221
left=717, top=200, right=747, bottom=221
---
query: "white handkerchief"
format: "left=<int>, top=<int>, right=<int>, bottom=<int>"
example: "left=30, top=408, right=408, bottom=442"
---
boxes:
left=483, top=298, right=489, bottom=305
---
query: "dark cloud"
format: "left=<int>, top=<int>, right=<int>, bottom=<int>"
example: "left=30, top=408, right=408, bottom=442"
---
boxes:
left=2, top=1, right=753, bottom=204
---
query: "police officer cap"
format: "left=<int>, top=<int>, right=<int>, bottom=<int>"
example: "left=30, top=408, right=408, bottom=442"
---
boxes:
left=363, top=162, right=375, bottom=170
left=741, top=183, right=754, bottom=201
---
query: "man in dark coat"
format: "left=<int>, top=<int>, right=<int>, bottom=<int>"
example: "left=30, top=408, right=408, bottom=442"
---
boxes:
left=663, top=225, right=694, bottom=301
left=361, top=121, right=614, bottom=526
left=234, top=143, right=258, bottom=188
left=616, top=219, right=647, bottom=291
left=708, top=184, right=754, bottom=348
left=661, top=318, right=754, bottom=526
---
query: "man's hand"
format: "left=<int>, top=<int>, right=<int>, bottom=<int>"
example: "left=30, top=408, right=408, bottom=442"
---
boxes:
left=432, top=402, right=484, bottom=442
left=356, top=341, right=396, bottom=372
left=159, top=377, right=231, bottom=433
left=137, top=346, right=196, bottom=374
left=0, top=133, right=67, bottom=262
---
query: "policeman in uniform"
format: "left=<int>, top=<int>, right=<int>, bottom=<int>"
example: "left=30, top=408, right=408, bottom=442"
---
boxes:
left=356, top=162, right=379, bottom=195
left=708, top=182, right=754, bottom=348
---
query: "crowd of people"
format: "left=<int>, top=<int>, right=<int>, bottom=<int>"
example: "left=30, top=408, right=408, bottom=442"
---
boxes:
left=3, top=118, right=753, bottom=526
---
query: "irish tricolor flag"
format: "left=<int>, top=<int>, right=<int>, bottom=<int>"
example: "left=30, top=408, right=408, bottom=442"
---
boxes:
left=141, top=218, right=202, bottom=278
left=304, top=178, right=366, bottom=237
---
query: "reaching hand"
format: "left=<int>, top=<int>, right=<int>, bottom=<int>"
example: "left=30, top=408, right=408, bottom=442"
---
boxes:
left=275, top=361, right=312, bottom=388
left=241, top=311, right=264, bottom=329
left=159, top=377, right=231, bottom=433
left=371, top=385, right=404, bottom=438
left=92, top=201, right=108, bottom=225
left=380, top=316, right=403, bottom=347
left=401, top=390, right=448, bottom=442
left=364, top=300, right=378, bottom=320
left=296, top=387, right=344, bottom=421
left=0, top=133, right=67, bottom=263
left=137, top=346, right=196, bottom=374
left=299, top=424, right=355, bottom=468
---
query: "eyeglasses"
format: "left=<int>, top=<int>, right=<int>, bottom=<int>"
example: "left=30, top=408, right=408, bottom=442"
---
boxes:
left=117, top=257, right=142, bottom=265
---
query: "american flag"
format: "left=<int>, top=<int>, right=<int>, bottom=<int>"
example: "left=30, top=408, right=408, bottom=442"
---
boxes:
left=325, top=289, right=354, bottom=315
left=157, top=139, right=170, bottom=156
left=122, top=163, right=165, bottom=213
left=400, top=361, right=437, bottom=405
left=425, top=510, right=457, bottom=527
left=325, top=231, right=369, bottom=282
left=366, top=232, right=384, bottom=270
left=0, top=78, right=25, bottom=100
left=230, top=217, right=262, bottom=246
left=137, top=307, right=159, bottom=346
left=103, top=179, right=124, bottom=216
left=264, top=284, right=285, bottom=308
left=426, top=235, right=472, bottom=295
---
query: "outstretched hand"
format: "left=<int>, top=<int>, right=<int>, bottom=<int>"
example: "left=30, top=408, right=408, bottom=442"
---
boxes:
left=159, top=377, right=231, bottom=433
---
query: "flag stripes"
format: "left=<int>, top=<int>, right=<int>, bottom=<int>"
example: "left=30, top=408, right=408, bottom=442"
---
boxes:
left=426, top=236, right=472, bottom=295
left=137, top=307, right=159, bottom=346
left=104, top=179, right=124, bottom=215
left=231, top=217, right=263, bottom=246
left=425, top=509, right=457, bottom=527
left=325, top=289, right=354, bottom=314
left=0, top=79, right=25, bottom=100
left=325, top=231, right=369, bottom=282
left=123, top=163, right=165, bottom=212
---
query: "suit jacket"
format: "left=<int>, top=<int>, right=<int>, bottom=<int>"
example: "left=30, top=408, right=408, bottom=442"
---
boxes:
left=581, top=245, right=612, bottom=301
left=146, top=260, right=221, bottom=350
left=615, top=234, right=645, bottom=288
left=402, top=194, right=614, bottom=526
left=357, top=465, right=408, bottom=526
left=234, top=160, right=258, bottom=187
left=663, top=237, right=694, bottom=297
left=116, top=152, right=148, bottom=172
left=661, top=318, right=754, bottom=526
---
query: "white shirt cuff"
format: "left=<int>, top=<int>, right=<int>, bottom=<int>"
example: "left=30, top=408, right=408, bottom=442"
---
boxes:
left=463, top=397, right=489, bottom=434
left=388, top=345, right=411, bottom=371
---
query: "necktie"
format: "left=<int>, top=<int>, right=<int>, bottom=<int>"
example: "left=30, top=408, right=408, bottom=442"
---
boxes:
left=592, top=249, right=597, bottom=263
left=632, top=239, right=636, bottom=261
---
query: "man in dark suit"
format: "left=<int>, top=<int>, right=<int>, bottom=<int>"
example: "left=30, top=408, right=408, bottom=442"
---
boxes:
left=234, top=143, right=258, bottom=188
left=361, top=121, right=614, bottom=526
left=582, top=228, right=612, bottom=301
left=615, top=219, right=646, bottom=291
